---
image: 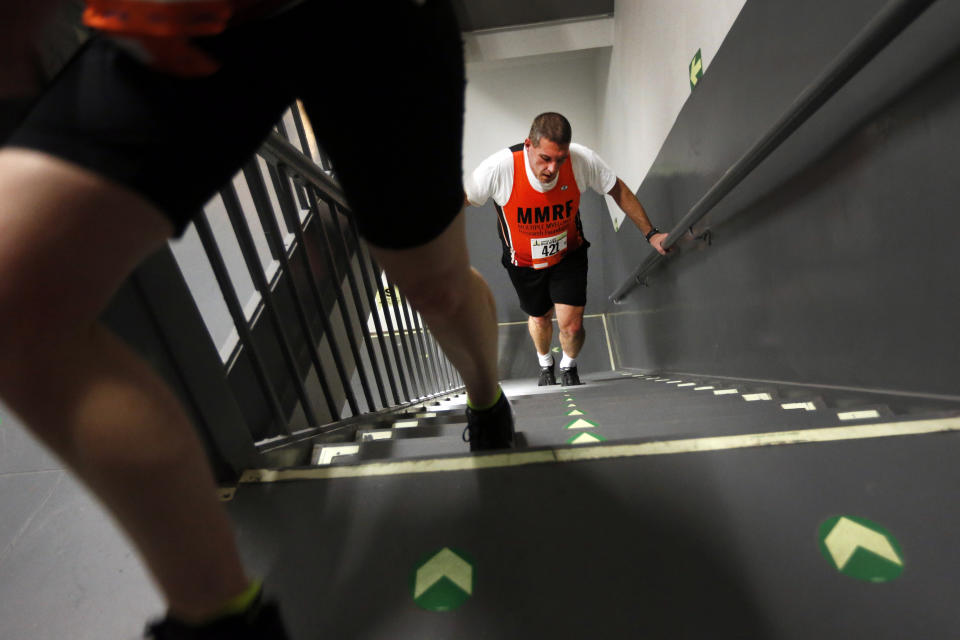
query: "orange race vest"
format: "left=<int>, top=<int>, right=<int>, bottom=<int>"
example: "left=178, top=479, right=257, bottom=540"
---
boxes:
left=496, top=143, right=585, bottom=269
left=82, top=0, right=292, bottom=75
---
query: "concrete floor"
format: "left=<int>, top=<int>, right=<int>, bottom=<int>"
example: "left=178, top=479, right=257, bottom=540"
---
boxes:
left=2, top=372, right=958, bottom=639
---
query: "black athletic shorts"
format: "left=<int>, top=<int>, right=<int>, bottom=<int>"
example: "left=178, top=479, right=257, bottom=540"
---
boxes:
left=504, top=243, right=589, bottom=318
left=6, top=0, right=466, bottom=248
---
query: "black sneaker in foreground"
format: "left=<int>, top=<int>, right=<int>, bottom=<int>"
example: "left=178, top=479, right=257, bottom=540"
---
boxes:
left=145, top=595, right=290, bottom=640
left=538, top=363, right=556, bottom=386
left=463, top=391, right=515, bottom=451
left=560, top=366, right=582, bottom=386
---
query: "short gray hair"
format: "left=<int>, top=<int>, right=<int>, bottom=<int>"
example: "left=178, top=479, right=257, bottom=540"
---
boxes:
left=528, top=112, right=572, bottom=146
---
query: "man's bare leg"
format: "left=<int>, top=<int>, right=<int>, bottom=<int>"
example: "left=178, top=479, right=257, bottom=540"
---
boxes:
left=0, top=149, right=250, bottom=623
left=528, top=310, right=554, bottom=357
left=369, top=210, right=499, bottom=408
left=555, top=303, right=586, bottom=360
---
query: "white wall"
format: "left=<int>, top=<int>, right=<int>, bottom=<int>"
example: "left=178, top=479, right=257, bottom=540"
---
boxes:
left=598, top=0, right=747, bottom=229
left=463, top=48, right=605, bottom=177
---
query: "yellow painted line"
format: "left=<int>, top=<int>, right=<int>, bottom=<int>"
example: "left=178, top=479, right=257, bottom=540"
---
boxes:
left=314, top=444, right=360, bottom=465
left=238, top=417, right=960, bottom=484
left=743, top=393, right=772, bottom=401
left=783, top=402, right=817, bottom=411
left=601, top=313, right=617, bottom=371
left=395, top=420, right=419, bottom=428
left=361, top=431, right=394, bottom=442
left=838, top=410, right=881, bottom=421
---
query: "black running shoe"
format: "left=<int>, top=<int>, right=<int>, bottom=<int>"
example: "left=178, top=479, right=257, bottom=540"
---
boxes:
left=538, top=363, right=556, bottom=386
left=462, top=391, right=515, bottom=451
left=145, top=594, right=290, bottom=640
left=560, top=366, right=582, bottom=386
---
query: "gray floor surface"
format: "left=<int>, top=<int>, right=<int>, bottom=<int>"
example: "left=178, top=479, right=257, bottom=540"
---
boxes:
left=2, top=371, right=958, bottom=639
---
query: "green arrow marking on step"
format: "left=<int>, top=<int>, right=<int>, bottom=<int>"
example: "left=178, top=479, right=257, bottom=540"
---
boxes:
left=566, top=409, right=584, bottom=416
left=689, top=48, right=703, bottom=89
left=565, top=418, right=598, bottom=430
left=567, top=432, right=606, bottom=445
left=411, top=547, right=475, bottom=611
left=817, top=516, right=904, bottom=582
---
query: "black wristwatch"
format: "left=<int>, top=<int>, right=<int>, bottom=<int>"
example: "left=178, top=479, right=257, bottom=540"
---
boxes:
left=645, top=227, right=661, bottom=242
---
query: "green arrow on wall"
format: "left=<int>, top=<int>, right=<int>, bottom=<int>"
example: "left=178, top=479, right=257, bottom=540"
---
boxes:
left=690, top=48, right=703, bottom=90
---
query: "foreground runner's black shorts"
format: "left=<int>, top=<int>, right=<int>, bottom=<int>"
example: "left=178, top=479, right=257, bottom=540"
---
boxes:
left=505, top=243, right=589, bottom=317
left=6, top=0, right=466, bottom=249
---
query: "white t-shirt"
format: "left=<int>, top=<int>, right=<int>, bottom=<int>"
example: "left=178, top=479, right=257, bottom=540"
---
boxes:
left=465, top=142, right=618, bottom=207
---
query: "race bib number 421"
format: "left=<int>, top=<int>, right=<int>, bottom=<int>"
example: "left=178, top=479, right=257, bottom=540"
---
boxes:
left=531, top=231, right=567, bottom=260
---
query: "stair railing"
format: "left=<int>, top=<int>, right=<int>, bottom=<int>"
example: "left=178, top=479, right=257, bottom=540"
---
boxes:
left=107, top=104, right=462, bottom=482
left=609, top=0, right=938, bottom=304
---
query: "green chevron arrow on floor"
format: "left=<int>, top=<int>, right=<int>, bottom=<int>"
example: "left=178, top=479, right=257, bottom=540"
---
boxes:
left=817, top=515, right=904, bottom=582
left=565, top=418, right=598, bottom=430
left=411, top=547, right=474, bottom=611
left=566, top=409, right=584, bottom=416
left=567, top=432, right=606, bottom=445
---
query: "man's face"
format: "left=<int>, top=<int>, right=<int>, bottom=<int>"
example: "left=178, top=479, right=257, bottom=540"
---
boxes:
left=525, top=137, right=570, bottom=184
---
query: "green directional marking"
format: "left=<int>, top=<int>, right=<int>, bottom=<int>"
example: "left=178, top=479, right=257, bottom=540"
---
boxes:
left=565, top=418, right=598, bottom=430
left=817, top=515, right=904, bottom=582
left=411, top=547, right=475, bottom=611
left=689, top=48, right=703, bottom=90
left=567, top=432, right=606, bottom=445
left=551, top=346, right=561, bottom=353
left=566, top=409, right=584, bottom=416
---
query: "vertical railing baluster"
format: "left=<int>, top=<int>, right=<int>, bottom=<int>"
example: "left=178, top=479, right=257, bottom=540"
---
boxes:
left=338, top=213, right=403, bottom=406
left=385, top=273, right=423, bottom=400
left=242, top=160, right=340, bottom=420
left=326, top=202, right=389, bottom=409
left=409, top=308, right=439, bottom=395
left=396, top=284, right=432, bottom=398
left=220, top=183, right=319, bottom=427
left=269, top=169, right=360, bottom=417
left=193, top=210, right=289, bottom=434
left=421, top=314, right=450, bottom=391
left=305, top=188, right=377, bottom=412
left=359, top=243, right=412, bottom=403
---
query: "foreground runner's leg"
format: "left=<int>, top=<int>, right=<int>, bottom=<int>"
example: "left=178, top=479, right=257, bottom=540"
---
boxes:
left=369, top=209, right=500, bottom=409
left=0, top=149, right=252, bottom=624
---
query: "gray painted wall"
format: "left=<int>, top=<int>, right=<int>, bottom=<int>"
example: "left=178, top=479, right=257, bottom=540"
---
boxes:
left=600, top=0, right=960, bottom=399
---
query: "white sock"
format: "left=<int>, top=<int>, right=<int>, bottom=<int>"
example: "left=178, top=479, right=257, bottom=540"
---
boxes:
left=537, top=351, right=554, bottom=368
left=560, top=353, right=576, bottom=369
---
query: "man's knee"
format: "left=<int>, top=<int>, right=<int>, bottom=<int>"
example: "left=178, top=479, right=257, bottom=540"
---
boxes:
left=530, top=313, right=553, bottom=331
left=558, top=316, right=584, bottom=336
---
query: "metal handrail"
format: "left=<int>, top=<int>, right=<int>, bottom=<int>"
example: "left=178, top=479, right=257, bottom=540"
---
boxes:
left=609, top=0, right=938, bottom=304
left=260, top=131, right=349, bottom=208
